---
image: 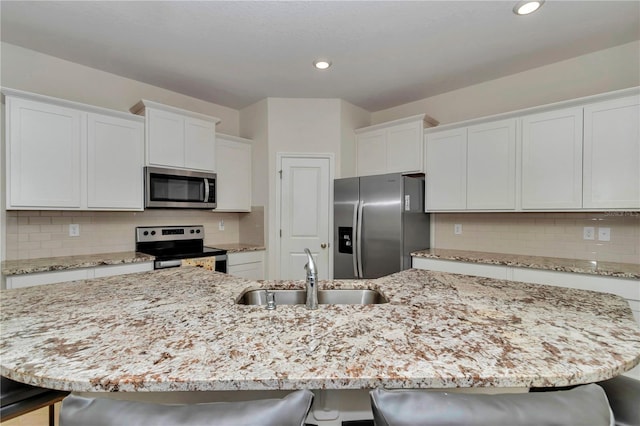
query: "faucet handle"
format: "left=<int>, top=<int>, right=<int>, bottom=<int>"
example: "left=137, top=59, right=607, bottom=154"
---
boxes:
left=265, top=290, right=276, bottom=310
left=304, top=248, right=317, bottom=274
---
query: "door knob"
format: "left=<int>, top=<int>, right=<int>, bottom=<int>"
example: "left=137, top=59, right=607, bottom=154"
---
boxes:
left=321, top=243, right=327, bottom=249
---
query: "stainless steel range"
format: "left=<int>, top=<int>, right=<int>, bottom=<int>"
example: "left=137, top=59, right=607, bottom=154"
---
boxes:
left=135, top=225, right=227, bottom=272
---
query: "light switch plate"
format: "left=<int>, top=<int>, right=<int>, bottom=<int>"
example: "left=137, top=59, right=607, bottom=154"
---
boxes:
left=218, top=220, right=225, bottom=231
left=454, top=224, right=462, bottom=235
left=598, top=227, right=611, bottom=241
left=69, top=224, right=80, bottom=237
left=583, top=226, right=595, bottom=240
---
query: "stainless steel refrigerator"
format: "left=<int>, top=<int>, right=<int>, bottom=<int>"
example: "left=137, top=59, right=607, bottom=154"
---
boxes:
left=334, top=173, right=430, bottom=279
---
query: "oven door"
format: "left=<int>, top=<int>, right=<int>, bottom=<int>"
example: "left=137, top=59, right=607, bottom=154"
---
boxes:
left=145, top=167, right=216, bottom=209
left=180, top=255, right=228, bottom=273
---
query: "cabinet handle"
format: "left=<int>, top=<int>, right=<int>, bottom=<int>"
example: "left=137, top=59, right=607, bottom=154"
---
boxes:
left=320, top=243, right=327, bottom=249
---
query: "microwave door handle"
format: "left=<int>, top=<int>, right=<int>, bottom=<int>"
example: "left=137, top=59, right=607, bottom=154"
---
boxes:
left=204, top=178, right=210, bottom=202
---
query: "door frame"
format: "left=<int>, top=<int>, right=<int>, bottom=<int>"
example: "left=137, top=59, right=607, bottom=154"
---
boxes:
left=274, top=152, right=335, bottom=280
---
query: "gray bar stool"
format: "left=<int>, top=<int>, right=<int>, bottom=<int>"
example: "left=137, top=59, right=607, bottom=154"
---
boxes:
left=1, top=376, right=69, bottom=425
left=370, top=384, right=614, bottom=426
left=599, top=375, right=640, bottom=426
left=60, top=389, right=314, bottom=426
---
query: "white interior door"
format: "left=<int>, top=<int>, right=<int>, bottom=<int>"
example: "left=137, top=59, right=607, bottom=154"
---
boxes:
left=279, top=156, right=331, bottom=280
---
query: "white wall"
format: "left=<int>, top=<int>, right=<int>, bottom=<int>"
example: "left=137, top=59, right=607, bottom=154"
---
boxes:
left=339, top=100, right=371, bottom=178
left=372, top=41, right=640, bottom=125
left=0, top=42, right=240, bottom=135
left=264, top=98, right=342, bottom=279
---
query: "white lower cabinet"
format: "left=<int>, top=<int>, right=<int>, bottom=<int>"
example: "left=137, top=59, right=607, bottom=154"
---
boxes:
left=227, top=251, right=264, bottom=280
left=5, top=262, right=153, bottom=289
left=411, top=257, right=508, bottom=280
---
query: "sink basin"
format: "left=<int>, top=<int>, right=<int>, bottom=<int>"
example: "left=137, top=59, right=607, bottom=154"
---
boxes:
left=236, top=289, right=389, bottom=306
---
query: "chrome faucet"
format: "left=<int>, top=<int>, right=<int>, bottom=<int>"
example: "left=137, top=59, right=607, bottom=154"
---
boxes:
left=304, top=248, right=318, bottom=310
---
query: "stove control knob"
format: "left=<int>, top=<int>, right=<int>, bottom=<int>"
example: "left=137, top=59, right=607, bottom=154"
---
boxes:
left=196, top=229, right=201, bottom=234
left=151, top=231, right=156, bottom=236
left=190, top=229, right=195, bottom=234
left=143, top=231, right=149, bottom=236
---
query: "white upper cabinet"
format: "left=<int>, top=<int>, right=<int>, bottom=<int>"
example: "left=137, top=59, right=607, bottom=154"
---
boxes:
left=87, top=113, right=144, bottom=209
left=466, top=119, right=517, bottom=210
left=423, top=87, right=638, bottom=212
left=215, top=134, right=252, bottom=212
left=425, top=119, right=516, bottom=212
left=184, top=117, right=216, bottom=171
left=7, top=97, right=83, bottom=208
left=356, top=114, right=437, bottom=176
left=583, top=96, right=640, bottom=209
left=521, top=107, right=583, bottom=209
left=356, top=129, right=387, bottom=176
left=425, top=128, right=467, bottom=211
left=4, top=88, right=145, bottom=211
left=131, top=100, right=220, bottom=172
left=147, top=108, right=185, bottom=167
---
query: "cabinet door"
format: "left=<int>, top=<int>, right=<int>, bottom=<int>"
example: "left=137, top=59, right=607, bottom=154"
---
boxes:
left=7, top=97, right=83, bottom=208
left=356, top=129, right=387, bottom=176
left=425, top=128, right=467, bottom=211
left=215, top=137, right=252, bottom=211
left=386, top=121, right=423, bottom=173
left=467, top=119, right=517, bottom=210
left=521, top=107, right=583, bottom=209
left=184, top=117, right=216, bottom=171
left=583, top=96, right=640, bottom=209
left=87, top=113, right=144, bottom=210
left=147, top=108, right=185, bottom=167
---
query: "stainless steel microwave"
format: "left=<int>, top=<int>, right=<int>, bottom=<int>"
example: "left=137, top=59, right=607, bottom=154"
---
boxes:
left=144, top=167, right=216, bottom=209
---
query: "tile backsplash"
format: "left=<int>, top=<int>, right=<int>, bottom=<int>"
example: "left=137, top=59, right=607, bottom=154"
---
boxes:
left=5, top=209, right=242, bottom=260
left=434, top=212, right=640, bottom=264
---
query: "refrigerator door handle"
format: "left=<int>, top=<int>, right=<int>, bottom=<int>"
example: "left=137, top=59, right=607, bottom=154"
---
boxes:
left=352, top=201, right=360, bottom=278
left=357, top=201, right=365, bottom=278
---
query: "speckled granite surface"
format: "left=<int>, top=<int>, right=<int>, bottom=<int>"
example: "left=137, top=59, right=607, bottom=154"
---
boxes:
left=412, top=249, right=640, bottom=279
left=1, top=268, right=638, bottom=392
left=1, top=252, right=155, bottom=276
left=212, top=243, right=265, bottom=253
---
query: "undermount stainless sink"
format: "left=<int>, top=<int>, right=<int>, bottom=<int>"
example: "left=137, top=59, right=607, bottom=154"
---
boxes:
left=236, top=289, right=389, bottom=306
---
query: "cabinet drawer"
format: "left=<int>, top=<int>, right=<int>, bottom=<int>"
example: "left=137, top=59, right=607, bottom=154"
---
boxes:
left=93, top=262, right=153, bottom=278
left=6, top=269, right=91, bottom=289
left=412, top=257, right=508, bottom=280
left=228, top=251, right=264, bottom=266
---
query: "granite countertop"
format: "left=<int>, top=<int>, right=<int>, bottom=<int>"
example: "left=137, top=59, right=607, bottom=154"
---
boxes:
left=1, top=252, right=155, bottom=276
left=211, top=243, right=266, bottom=253
left=1, top=268, right=638, bottom=392
left=411, top=248, right=640, bottom=279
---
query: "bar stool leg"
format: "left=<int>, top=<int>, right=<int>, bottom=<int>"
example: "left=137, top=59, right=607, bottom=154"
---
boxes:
left=49, top=404, right=55, bottom=426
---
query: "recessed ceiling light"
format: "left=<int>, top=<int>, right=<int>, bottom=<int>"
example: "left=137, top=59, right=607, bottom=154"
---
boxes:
left=513, top=0, right=544, bottom=15
left=313, top=60, right=332, bottom=70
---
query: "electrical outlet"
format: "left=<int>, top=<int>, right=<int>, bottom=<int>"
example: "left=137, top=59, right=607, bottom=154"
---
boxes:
left=69, top=224, right=80, bottom=237
left=218, top=220, right=225, bottom=231
left=598, top=227, right=611, bottom=241
left=583, top=226, right=595, bottom=240
left=454, top=224, right=462, bottom=235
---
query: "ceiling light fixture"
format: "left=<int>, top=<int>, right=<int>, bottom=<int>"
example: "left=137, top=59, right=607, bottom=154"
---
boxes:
left=513, top=0, right=544, bottom=15
left=313, top=60, right=332, bottom=70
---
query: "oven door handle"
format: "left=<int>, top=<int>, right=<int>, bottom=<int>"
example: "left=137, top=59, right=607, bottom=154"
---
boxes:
left=155, top=260, right=182, bottom=269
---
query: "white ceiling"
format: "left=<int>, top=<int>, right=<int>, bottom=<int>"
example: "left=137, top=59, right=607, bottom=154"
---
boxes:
left=1, top=1, right=639, bottom=112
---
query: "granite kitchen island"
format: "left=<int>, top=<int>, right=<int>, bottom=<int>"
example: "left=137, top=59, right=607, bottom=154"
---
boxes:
left=1, top=268, right=639, bottom=393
